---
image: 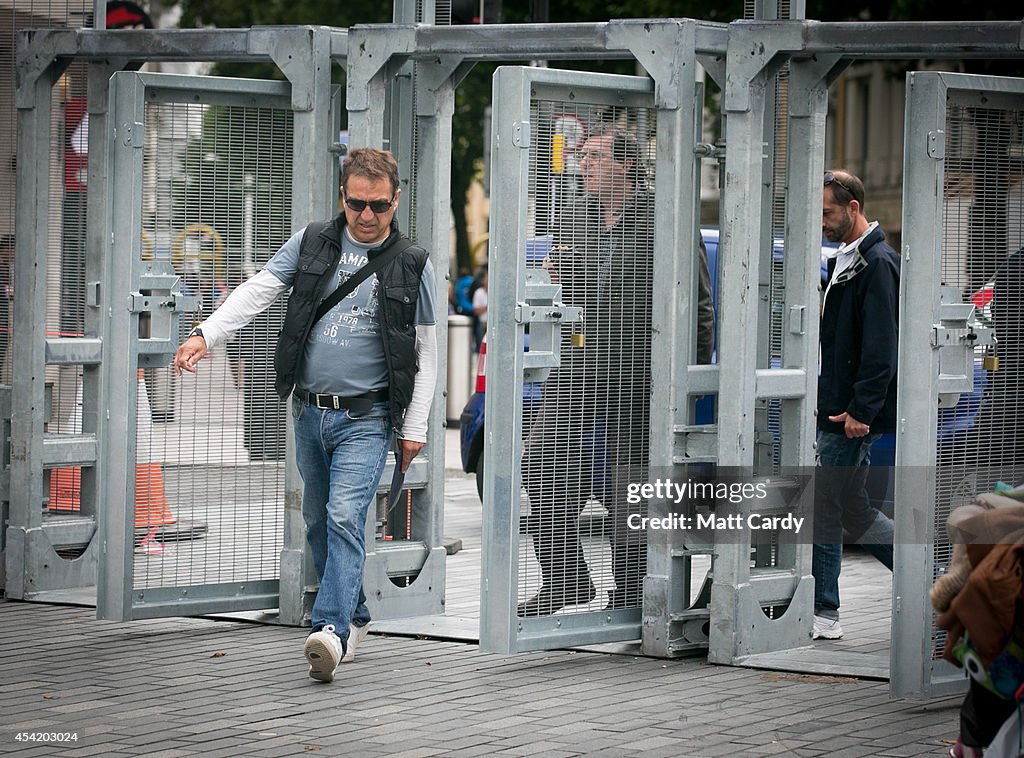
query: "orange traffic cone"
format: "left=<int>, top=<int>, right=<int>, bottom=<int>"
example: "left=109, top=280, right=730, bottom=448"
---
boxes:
left=134, top=461, right=176, bottom=529
left=49, top=466, right=82, bottom=511
left=47, top=372, right=177, bottom=534
left=48, top=375, right=85, bottom=512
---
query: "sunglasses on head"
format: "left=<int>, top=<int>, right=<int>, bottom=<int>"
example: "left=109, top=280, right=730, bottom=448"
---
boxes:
left=344, top=195, right=395, bottom=214
left=823, top=172, right=854, bottom=196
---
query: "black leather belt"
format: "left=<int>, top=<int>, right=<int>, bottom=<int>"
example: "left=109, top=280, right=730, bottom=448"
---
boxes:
left=293, top=388, right=388, bottom=413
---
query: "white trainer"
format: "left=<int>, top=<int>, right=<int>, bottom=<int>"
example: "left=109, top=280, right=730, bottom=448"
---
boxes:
left=342, top=623, right=369, bottom=664
left=304, top=624, right=343, bottom=682
left=812, top=614, right=844, bottom=640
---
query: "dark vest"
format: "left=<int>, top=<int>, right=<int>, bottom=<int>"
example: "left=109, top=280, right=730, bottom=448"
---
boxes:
left=273, top=216, right=429, bottom=433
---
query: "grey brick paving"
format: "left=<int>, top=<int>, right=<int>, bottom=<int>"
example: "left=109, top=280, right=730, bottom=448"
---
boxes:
left=0, top=599, right=966, bottom=758
left=0, top=555, right=970, bottom=758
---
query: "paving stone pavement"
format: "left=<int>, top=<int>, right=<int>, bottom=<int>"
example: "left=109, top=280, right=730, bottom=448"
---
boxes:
left=0, top=433, right=971, bottom=756
left=0, top=595, right=967, bottom=757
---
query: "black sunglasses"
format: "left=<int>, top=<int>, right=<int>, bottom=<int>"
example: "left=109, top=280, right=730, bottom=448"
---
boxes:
left=823, top=172, right=854, bottom=196
left=344, top=195, right=395, bottom=214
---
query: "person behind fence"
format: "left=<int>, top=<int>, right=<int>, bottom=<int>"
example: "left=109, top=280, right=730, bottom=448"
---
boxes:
left=450, top=265, right=474, bottom=316
left=518, top=124, right=715, bottom=616
left=972, top=246, right=1024, bottom=492
left=472, top=265, right=488, bottom=348
left=812, top=169, right=899, bottom=641
left=173, top=147, right=437, bottom=682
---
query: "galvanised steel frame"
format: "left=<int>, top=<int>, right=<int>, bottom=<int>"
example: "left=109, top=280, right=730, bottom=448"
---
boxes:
left=9, top=16, right=1024, bottom=699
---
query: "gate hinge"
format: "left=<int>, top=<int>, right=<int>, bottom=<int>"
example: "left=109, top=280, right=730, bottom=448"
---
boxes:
left=927, top=130, right=945, bottom=160
left=512, top=121, right=531, bottom=149
left=120, top=121, right=145, bottom=148
left=695, top=141, right=725, bottom=161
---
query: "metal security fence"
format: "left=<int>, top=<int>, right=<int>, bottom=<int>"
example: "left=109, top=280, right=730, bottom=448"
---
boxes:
left=518, top=96, right=658, bottom=619
left=8, top=14, right=1024, bottom=700
left=3, top=0, right=102, bottom=596
left=895, top=71, right=1024, bottom=698
left=481, top=58, right=713, bottom=653
left=96, top=73, right=297, bottom=618
left=128, top=90, right=294, bottom=597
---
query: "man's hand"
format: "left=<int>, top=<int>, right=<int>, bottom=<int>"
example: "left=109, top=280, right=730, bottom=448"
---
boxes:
left=397, top=438, right=425, bottom=472
left=173, top=335, right=208, bottom=375
left=828, top=411, right=870, bottom=439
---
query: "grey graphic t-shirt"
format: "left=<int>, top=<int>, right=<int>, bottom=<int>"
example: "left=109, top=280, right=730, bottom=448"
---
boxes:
left=264, top=226, right=435, bottom=397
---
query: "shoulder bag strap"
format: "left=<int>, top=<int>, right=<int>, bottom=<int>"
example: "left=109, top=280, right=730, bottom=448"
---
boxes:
left=313, top=237, right=413, bottom=326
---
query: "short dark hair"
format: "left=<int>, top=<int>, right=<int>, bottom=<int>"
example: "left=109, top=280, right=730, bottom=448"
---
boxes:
left=588, top=124, right=643, bottom=185
left=824, top=169, right=865, bottom=209
left=341, top=148, right=400, bottom=197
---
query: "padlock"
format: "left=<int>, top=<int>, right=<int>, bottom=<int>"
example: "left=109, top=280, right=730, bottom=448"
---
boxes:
left=983, top=354, right=1000, bottom=371
left=570, top=318, right=585, bottom=348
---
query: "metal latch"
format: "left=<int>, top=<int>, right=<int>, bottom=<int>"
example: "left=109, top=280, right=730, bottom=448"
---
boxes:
left=514, top=269, right=583, bottom=382
left=933, top=285, right=994, bottom=405
left=129, top=260, right=198, bottom=366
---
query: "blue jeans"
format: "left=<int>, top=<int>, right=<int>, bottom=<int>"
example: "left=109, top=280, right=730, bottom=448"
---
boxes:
left=293, top=397, right=393, bottom=648
left=812, top=431, right=894, bottom=618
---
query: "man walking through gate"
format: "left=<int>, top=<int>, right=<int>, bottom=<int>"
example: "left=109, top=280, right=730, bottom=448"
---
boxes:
left=174, top=148, right=436, bottom=681
left=518, top=124, right=714, bottom=616
left=813, top=169, right=899, bottom=640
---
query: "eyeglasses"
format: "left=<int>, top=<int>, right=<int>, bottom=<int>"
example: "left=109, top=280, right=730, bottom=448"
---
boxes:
left=823, top=172, right=854, bottom=196
left=579, top=150, right=615, bottom=163
left=344, top=195, right=395, bottom=214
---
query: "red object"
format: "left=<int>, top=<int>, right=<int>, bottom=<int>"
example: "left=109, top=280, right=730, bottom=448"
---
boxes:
left=474, top=338, right=487, bottom=394
left=971, top=285, right=994, bottom=310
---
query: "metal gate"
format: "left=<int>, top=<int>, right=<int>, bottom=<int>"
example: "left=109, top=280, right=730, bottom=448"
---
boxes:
left=480, top=64, right=708, bottom=653
left=96, top=72, right=304, bottom=619
left=894, top=70, right=1024, bottom=698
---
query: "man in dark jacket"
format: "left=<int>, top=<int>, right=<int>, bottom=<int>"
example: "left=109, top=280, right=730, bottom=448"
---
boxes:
left=174, top=148, right=436, bottom=681
left=812, top=170, right=899, bottom=640
left=518, top=125, right=715, bottom=616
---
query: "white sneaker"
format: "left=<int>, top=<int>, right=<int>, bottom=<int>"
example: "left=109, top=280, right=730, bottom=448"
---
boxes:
left=342, top=623, right=369, bottom=664
left=812, top=614, right=844, bottom=640
left=304, top=624, right=343, bottom=682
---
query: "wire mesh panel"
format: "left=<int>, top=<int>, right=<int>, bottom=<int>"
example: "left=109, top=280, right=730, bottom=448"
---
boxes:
left=134, top=97, right=292, bottom=592
left=933, top=91, right=1024, bottom=660
left=895, top=71, right=1024, bottom=698
left=101, top=72, right=295, bottom=617
left=483, top=66, right=668, bottom=652
left=2, top=1, right=102, bottom=591
left=519, top=97, right=657, bottom=616
left=9, top=4, right=96, bottom=516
